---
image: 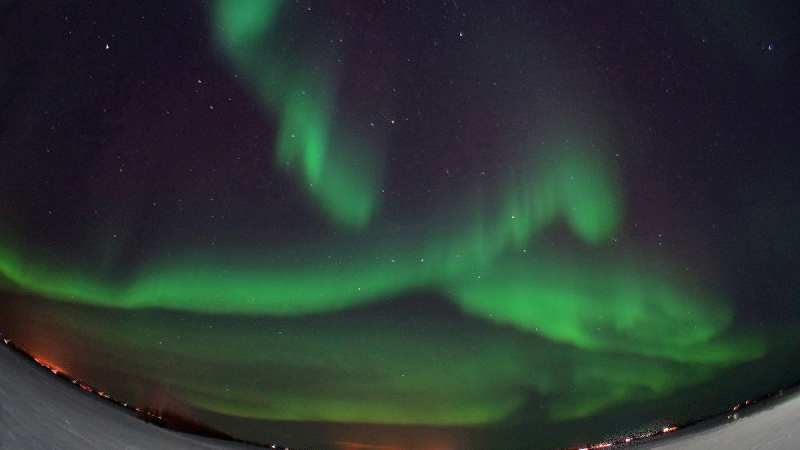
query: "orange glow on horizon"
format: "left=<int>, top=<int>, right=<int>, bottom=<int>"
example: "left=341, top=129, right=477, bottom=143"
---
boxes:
left=330, top=441, right=405, bottom=450
left=31, top=354, right=71, bottom=377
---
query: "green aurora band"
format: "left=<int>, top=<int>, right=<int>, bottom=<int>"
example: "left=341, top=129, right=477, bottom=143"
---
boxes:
left=0, top=147, right=626, bottom=316
left=0, top=0, right=766, bottom=429
left=15, top=298, right=761, bottom=426
left=0, top=138, right=765, bottom=426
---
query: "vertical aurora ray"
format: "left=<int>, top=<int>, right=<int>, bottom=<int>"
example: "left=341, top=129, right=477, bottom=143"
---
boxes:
left=212, top=0, right=382, bottom=229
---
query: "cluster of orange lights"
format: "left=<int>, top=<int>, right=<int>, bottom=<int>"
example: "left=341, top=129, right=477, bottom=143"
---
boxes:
left=32, top=353, right=167, bottom=422
left=568, top=424, right=680, bottom=450
left=28, top=354, right=124, bottom=405
left=732, top=399, right=753, bottom=412
left=31, top=356, right=68, bottom=378
left=556, top=388, right=783, bottom=450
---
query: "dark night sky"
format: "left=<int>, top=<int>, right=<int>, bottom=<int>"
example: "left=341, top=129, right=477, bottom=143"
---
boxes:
left=1, top=2, right=800, bottom=450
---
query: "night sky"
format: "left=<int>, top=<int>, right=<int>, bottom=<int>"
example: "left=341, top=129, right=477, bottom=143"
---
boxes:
left=1, top=1, right=800, bottom=450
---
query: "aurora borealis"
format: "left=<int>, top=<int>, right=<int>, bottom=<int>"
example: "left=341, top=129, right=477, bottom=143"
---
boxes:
left=214, top=0, right=383, bottom=229
left=1, top=1, right=800, bottom=450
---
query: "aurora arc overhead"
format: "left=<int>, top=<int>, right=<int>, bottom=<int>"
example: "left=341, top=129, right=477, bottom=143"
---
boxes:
left=0, top=0, right=773, bottom=441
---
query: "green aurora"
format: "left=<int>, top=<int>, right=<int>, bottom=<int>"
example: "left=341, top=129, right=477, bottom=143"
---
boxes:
left=3, top=295, right=761, bottom=428
left=0, top=0, right=771, bottom=438
left=0, top=124, right=765, bottom=425
left=213, top=0, right=382, bottom=229
left=0, top=145, right=627, bottom=316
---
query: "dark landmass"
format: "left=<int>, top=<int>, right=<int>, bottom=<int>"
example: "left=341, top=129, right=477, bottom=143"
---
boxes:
left=137, top=408, right=236, bottom=442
